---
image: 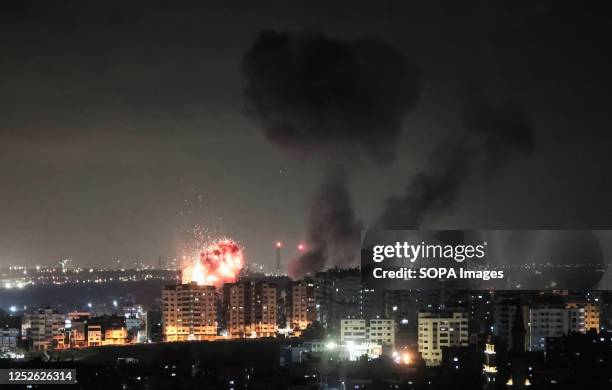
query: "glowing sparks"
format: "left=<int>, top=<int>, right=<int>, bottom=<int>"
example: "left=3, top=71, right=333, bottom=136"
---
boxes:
left=182, top=238, right=244, bottom=288
left=392, top=350, right=412, bottom=365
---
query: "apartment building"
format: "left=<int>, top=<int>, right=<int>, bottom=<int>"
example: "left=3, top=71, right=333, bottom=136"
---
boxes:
left=418, top=311, right=469, bottom=366
left=565, top=301, right=599, bottom=333
left=529, top=305, right=585, bottom=351
left=22, top=309, right=66, bottom=351
left=224, top=281, right=277, bottom=338
left=340, top=318, right=395, bottom=348
left=162, top=282, right=218, bottom=341
left=287, top=281, right=316, bottom=332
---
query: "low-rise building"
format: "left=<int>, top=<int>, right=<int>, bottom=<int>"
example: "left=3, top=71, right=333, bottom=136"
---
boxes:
left=0, top=326, right=19, bottom=352
left=340, top=318, right=395, bottom=348
left=22, top=309, right=66, bottom=351
left=418, top=311, right=469, bottom=366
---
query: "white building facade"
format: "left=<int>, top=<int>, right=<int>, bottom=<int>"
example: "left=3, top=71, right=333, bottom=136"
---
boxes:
left=418, top=311, right=469, bottom=366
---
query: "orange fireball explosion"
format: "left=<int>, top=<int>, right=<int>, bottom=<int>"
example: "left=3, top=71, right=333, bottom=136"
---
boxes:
left=181, top=238, right=244, bottom=288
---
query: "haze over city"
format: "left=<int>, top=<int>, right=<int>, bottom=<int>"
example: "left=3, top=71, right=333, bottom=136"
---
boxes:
left=2, top=1, right=612, bottom=273
left=2, top=3, right=612, bottom=390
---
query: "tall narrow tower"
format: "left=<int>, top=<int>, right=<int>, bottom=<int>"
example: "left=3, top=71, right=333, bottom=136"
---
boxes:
left=275, top=242, right=282, bottom=276
left=511, top=302, right=526, bottom=353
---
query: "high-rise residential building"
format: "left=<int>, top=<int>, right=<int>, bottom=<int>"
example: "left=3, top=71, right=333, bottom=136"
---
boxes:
left=224, top=281, right=277, bottom=338
left=384, top=290, right=419, bottom=323
left=565, top=301, right=600, bottom=333
left=287, top=281, right=316, bottom=332
left=466, top=292, right=494, bottom=335
left=314, top=270, right=390, bottom=334
left=162, top=282, right=218, bottom=341
left=312, top=271, right=362, bottom=334
left=330, top=275, right=362, bottom=321
left=146, top=309, right=163, bottom=342
left=225, top=282, right=246, bottom=337
left=361, top=289, right=385, bottom=320
left=418, top=311, right=469, bottom=366
left=255, top=282, right=278, bottom=337
left=313, top=273, right=333, bottom=327
left=340, top=318, right=396, bottom=348
left=493, top=301, right=529, bottom=351
left=22, top=309, right=66, bottom=351
left=528, top=304, right=585, bottom=351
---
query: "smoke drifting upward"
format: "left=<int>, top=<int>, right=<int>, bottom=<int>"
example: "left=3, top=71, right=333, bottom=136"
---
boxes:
left=466, top=104, right=535, bottom=168
left=379, top=103, right=535, bottom=228
left=244, top=30, right=418, bottom=164
left=244, top=30, right=419, bottom=277
left=287, top=172, right=361, bottom=279
left=379, top=144, right=471, bottom=229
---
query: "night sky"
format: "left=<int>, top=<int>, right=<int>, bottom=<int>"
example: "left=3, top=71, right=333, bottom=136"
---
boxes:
left=1, top=1, right=611, bottom=271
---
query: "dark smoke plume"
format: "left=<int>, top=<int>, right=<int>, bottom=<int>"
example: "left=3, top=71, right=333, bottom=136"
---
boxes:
left=243, top=30, right=419, bottom=277
left=288, top=172, right=361, bottom=279
left=244, top=30, right=418, bottom=164
left=466, top=104, right=534, bottom=168
left=379, top=103, right=535, bottom=228
left=379, top=144, right=470, bottom=229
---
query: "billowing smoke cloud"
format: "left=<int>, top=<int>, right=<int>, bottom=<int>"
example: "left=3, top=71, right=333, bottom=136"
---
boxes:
left=243, top=30, right=419, bottom=278
left=288, top=172, right=360, bottom=279
left=244, top=30, right=418, bottom=164
left=379, top=103, right=535, bottom=228
left=466, top=104, right=534, bottom=167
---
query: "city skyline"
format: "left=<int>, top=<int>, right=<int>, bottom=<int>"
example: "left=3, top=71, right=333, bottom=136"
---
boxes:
left=2, top=2, right=612, bottom=389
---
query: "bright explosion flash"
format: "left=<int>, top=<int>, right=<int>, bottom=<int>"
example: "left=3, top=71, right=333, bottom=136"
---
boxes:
left=182, top=238, right=244, bottom=288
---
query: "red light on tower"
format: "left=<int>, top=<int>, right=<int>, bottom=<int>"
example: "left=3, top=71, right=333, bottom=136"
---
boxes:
left=275, top=241, right=282, bottom=276
left=297, top=243, right=305, bottom=251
